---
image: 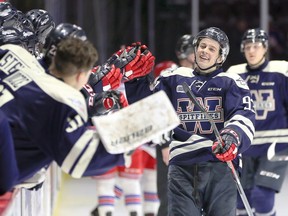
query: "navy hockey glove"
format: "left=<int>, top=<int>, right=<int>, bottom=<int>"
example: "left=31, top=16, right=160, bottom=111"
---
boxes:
left=122, top=42, right=155, bottom=81
left=212, top=128, right=240, bottom=162
left=86, top=90, right=128, bottom=117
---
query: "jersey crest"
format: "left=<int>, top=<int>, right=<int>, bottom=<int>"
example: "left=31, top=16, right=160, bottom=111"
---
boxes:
left=177, top=96, right=224, bottom=134
left=250, top=89, right=275, bottom=120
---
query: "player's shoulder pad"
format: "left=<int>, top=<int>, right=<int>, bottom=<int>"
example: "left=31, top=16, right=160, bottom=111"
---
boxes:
left=161, top=66, right=193, bottom=78
left=0, top=44, right=88, bottom=120
left=264, top=60, right=288, bottom=76
left=226, top=63, right=247, bottom=74
left=217, top=72, right=249, bottom=90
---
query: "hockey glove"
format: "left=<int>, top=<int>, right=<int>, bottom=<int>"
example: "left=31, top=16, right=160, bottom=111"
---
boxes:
left=86, top=90, right=128, bottom=117
left=122, top=43, right=155, bottom=81
left=84, top=45, right=140, bottom=91
left=91, top=65, right=122, bottom=90
left=212, top=128, right=240, bottom=162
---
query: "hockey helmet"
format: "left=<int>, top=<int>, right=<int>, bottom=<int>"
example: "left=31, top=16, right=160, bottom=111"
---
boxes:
left=0, top=26, right=23, bottom=46
left=175, top=34, right=194, bottom=60
left=0, top=4, right=22, bottom=31
left=43, top=23, right=87, bottom=63
left=193, top=27, right=230, bottom=64
left=240, top=28, right=268, bottom=52
left=25, top=9, right=55, bottom=45
left=154, top=60, right=177, bottom=78
left=17, top=10, right=34, bottom=31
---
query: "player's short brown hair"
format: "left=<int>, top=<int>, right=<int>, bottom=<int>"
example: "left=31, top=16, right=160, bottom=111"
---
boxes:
left=52, top=37, right=98, bottom=75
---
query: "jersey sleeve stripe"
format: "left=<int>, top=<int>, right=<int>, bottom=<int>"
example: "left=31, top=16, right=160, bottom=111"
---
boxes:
left=61, top=129, right=95, bottom=175
left=70, top=136, right=100, bottom=178
left=225, top=115, right=255, bottom=142
left=170, top=135, right=212, bottom=159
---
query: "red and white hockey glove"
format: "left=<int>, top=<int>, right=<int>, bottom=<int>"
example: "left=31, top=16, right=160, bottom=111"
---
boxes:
left=212, top=128, right=240, bottom=162
left=91, top=65, right=122, bottom=90
left=122, top=42, right=155, bottom=81
left=86, top=90, right=128, bottom=117
left=84, top=45, right=140, bottom=91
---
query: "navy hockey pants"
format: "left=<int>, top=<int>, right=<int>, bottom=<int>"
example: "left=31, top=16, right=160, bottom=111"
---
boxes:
left=168, top=162, right=237, bottom=216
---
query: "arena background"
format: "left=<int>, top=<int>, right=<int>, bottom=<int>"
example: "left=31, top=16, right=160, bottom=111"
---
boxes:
left=9, top=0, right=288, bottom=70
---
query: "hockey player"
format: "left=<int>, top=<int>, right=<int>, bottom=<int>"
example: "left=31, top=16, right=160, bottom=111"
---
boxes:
left=175, top=34, right=196, bottom=69
left=0, top=37, right=129, bottom=185
left=226, top=28, right=288, bottom=216
left=118, top=27, right=255, bottom=215
left=90, top=43, right=157, bottom=216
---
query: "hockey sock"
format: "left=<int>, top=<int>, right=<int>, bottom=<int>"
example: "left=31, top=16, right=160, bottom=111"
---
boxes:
left=95, top=178, right=116, bottom=216
left=142, top=169, right=159, bottom=215
left=251, top=186, right=276, bottom=216
left=119, top=177, right=143, bottom=215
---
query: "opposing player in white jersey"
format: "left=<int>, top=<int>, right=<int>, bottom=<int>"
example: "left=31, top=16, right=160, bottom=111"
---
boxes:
left=227, top=28, right=288, bottom=216
left=90, top=44, right=158, bottom=216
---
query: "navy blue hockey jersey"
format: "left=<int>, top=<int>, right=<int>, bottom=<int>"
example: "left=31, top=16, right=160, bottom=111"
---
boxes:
left=125, top=67, right=255, bottom=166
left=0, top=44, right=124, bottom=183
left=0, top=110, right=19, bottom=194
left=227, top=60, right=288, bottom=157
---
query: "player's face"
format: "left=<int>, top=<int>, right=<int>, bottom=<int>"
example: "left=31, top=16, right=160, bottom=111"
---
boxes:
left=243, top=42, right=267, bottom=66
left=195, top=38, right=221, bottom=72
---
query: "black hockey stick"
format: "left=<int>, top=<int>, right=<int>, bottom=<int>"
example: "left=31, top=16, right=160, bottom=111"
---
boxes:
left=181, top=82, right=253, bottom=216
left=267, top=141, right=288, bottom=161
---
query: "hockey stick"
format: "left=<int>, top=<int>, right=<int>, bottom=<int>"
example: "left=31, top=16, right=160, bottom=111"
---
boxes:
left=181, top=82, right=253, bottom=216
left=267, top=140, right=288, bottom=161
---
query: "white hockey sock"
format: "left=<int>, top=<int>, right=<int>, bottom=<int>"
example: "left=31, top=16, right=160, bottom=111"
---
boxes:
left=142, top=169, right=159, bottom=214
left=119, top=177, right=143, bottom=215
left=95, top=178, right=116, bottom=216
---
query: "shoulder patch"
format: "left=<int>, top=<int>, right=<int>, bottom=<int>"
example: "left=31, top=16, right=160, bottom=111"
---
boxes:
left=217, top=72, right=249, bottom=90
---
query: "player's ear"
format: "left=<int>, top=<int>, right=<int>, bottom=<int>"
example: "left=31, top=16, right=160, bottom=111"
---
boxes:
left=216, top=55, right=223, bottom=64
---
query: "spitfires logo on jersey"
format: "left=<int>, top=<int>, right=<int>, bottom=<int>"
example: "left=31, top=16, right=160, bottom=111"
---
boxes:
left=177, top=96, right=224, bottom=134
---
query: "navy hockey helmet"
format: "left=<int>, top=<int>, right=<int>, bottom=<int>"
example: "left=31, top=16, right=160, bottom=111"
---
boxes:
left=193, top=27, right=230, bottom=65
left=17, top=10, right=34, bottom=31
left=25, top=9, right=55, bottom=45
left=0, top=4, right=22, bottom=30
left=175, top=34, right=194, bottom=60
left=0, top=26, right=23, bottom=46
left=43, top=23, right=87, bottom=63
left=240, top=28, right=268, bottom=52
